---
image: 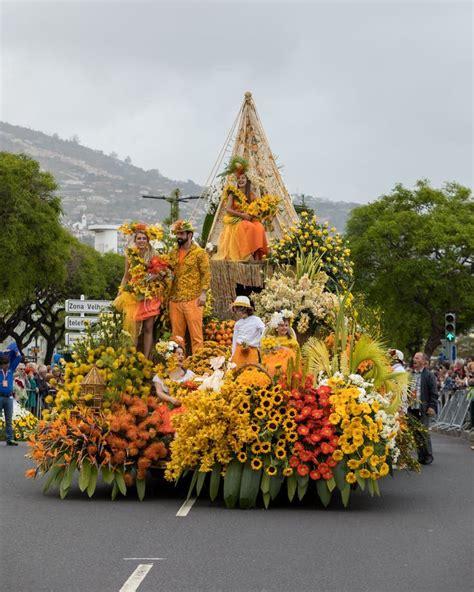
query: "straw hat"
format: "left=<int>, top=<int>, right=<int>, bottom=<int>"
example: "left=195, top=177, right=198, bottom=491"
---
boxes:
left=231, top=295, right=252, bottom=309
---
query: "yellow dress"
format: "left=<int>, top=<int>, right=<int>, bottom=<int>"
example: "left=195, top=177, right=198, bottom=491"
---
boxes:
left=262, top=336, right=300, bottom=378
left=215, top=199, right=268, bottom=262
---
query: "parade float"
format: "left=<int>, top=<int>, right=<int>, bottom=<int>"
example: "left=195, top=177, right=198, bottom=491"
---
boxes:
left=25, top=93, right=420, bottom=506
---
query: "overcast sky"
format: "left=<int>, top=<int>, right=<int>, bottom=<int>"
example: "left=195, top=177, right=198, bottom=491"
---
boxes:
left=1, top=0, right=472, bottom=202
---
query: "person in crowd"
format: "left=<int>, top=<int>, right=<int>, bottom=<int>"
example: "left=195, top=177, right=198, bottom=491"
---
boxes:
left=115, top=223, right=172, bottom=359
left=390, top=349, right=406, bottom=374
left=168, top=220, right=210, bottom=354
left=409, top=352, right=438, bottom=464
left=36, top=365, right=51, bottom=410
left=153, top=341, right=195, bottom=435
left=262, top=311, right=300, bottom=378
left=25, top=364, right=38, bottom=415
left=230, top=296, right=265, bottom=369
left=13, top=363, right=29, bottom=406
left=0, top=342, right=22, bottom=446
left=214, top=157, right=268, bottom=262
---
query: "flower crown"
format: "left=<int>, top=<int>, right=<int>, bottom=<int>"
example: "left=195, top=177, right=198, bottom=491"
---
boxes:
left=118, top=222, right=164, bottom=241
left=171, top=219, right=195, bottom=234
left=269, top=309, right=294, bottom=329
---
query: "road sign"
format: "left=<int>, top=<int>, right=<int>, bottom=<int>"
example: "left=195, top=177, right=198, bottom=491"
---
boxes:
left=65, top=316, right=99, bottom=331
left=65, top=299, right=110, bottom=314
left=65, top=333, right=84, bottom=346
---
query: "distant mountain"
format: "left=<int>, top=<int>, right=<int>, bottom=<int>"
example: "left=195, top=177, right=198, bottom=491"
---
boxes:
left=0, top=122, right=359, bottom=234
left=0, top=122, right=203, bottom=233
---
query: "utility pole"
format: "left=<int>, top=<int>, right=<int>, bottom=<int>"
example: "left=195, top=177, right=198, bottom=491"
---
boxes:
left=142, top=189, right=201, bottom=225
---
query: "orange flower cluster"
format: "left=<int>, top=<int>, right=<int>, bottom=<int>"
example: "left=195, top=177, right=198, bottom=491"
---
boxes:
left=107, top=394, right=168, bottom=481
left=26, top=393, right=168, bottom=495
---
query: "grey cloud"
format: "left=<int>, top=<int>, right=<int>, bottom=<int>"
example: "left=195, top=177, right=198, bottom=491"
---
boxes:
left=1, top=1, right=472, bottom=202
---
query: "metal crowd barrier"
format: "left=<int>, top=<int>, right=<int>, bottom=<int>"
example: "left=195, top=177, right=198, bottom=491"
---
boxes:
left=433, top=388, right=470, bottom=432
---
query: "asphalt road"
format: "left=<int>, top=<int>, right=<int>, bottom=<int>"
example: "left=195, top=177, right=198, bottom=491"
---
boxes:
left=0, top=433, right=472, bottom=592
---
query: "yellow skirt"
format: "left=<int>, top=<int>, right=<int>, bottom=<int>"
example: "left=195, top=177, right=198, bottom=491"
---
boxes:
left=262, top=347, right=297, bottom=378
left=231, top=344, right=260, bottom=369
left=215, top=218, right=268, bottom=261
left=113, top=291, right=139, bottom=342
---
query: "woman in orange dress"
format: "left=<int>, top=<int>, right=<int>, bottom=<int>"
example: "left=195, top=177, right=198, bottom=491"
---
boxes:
left=215, top=157, right=268, bottom=262
left=262, top=311, right=300, bottom=378
left=152, top=344, right=196, bottom=434
left=114, top=223, right=171, bottom=359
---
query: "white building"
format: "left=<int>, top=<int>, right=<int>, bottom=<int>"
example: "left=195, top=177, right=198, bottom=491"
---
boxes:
left=88, top=225, right=119, bottom=254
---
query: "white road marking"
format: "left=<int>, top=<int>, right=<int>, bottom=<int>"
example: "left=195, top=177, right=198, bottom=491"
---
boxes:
left=123, top=558, right=165, bottom=561
left=176, top=496, right=197, bottom=516
left=119, top=564, right=153, bottom=592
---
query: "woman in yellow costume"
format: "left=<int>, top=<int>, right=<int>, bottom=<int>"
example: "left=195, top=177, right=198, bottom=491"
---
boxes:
left=215, top=157, right=268, bottom=261
left=114, top=222, right=172, bottom=359
left=261, top=310, right=300, bottom=378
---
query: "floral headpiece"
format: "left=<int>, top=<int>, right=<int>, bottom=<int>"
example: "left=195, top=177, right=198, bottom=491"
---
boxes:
left=269, top=309, right=294, bottom=329
left=118, top=222, right=164, bottom=241
left=171, top=219, right=195, bottom=234
left=218, top=156, right=249, bottom=178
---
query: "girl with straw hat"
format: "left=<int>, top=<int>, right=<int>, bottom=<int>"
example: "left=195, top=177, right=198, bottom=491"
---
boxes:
left=230, top=296, right=265, bottom=369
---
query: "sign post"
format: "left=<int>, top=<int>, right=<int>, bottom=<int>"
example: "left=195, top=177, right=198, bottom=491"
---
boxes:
left=64, top=295, right=111, bottom=348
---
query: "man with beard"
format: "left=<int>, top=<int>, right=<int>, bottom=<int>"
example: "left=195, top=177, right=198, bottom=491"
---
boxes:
left=168, top=220, right=210, bottom=353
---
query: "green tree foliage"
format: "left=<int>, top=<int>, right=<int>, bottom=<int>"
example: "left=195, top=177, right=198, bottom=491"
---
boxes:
left=0, top=152, right=71, bottom=307
left=345, top=180, right=474, bottom=356
left=0, top=152, right=124, bottom=360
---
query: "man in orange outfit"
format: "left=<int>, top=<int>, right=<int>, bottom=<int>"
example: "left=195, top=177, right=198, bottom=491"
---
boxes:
left=168, top=219, right=210, bottom=353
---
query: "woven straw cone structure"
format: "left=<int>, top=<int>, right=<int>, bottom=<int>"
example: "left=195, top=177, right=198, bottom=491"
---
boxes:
left=208, top=92, right=298, bottom=247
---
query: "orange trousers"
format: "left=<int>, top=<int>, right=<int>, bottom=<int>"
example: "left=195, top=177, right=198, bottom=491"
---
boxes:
left=169, top=299, right=204, bottom=354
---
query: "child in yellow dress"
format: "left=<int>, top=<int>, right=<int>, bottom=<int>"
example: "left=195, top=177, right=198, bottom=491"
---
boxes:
left=261, top=311, right=300, bottom=378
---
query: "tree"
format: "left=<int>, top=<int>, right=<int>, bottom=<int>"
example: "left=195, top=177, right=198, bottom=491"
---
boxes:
left=124, top=155, right=132, bottom=165
left=0, top=152, right=72, bottom=308
left=0, top=152, right=125, bottom=361
left=345, top=180, right=474, bottom=357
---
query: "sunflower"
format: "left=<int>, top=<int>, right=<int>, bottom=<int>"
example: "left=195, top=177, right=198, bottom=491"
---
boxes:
left=250, top=423, right=260, bottom=435
left=239, top=400, right=250, bottom=412
left=261, top=398, right=272, bottom=410
left=275, top=447, right=286, bottom=459
left=283, top=467, right=294, bottom=477
left=237, top=451, right=247, bottom=463
left=286, top=431, right=298, bottom=443
left=287, top=408, right=297, bottom=418
left=266, top=465, right=278, bottom=476
left=284, top=419, right=296, bottom=431
left=266, top=420, right=278, bottom=432
left=254, top=408, right=266, bottom=420
left=358, top=468, right=371, bottom=479
left=260, top=442, right=271, bottom=454
left=273, top=393, right=283, bottom=406
left=251, top=442, right=261, bottom=454
left=251, top=458, right=263, bottom=471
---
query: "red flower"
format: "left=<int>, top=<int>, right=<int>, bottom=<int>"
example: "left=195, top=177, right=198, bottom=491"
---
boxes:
left=297, top=425, right=309, bottom=436
left=322, top=471, right=334, bottom=480
left=299, top=450, right=312, bottom=462
left=321, top=427, right=333, bottom=439
left=289, top=456, right=300, bottom=468
left=320, top=442, right=333, bottom=455
left=309, top=470, right=321, bottom=480
left=317, top=385, right=332, bottom=396
left=297, top=464, right=309, bottom=476
left=302, top=406, right=312, bottom=417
